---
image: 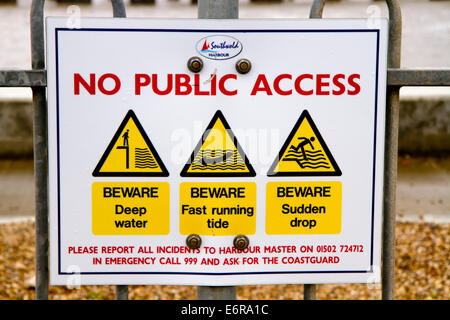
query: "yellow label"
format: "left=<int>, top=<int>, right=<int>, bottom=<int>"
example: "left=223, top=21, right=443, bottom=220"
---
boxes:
left=93, top=110, right=169, bottom=177
left=180, top=110, right=255, bottom=177
left=267, top=110, right=341, bottom=176
left=92, top=182, right=169, bottom=235
left=266, top=181, right=342, bottom=234
left=180, top=182, right=256, bottom=236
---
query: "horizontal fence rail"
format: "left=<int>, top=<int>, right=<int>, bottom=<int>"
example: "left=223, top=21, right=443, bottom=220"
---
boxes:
left=1, top=69, right=449, bottom=88
left=0, top=70, right=46, bottom=87
left=387, top=69, right=450, bottom=86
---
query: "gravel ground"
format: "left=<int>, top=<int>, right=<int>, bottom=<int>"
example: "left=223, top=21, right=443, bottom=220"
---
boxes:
left=0, top=220, right=448, bottom=300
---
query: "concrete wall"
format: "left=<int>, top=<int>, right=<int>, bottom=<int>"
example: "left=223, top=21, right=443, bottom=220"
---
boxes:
left=0, top=90, right=449, bottom=157
left=398, top=97, right=450, bottom=154
left=0, top=99, right=33, bottom=158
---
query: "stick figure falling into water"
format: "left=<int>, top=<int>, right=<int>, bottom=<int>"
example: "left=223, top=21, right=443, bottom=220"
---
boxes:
left=290, top=136, right=315, bottom=160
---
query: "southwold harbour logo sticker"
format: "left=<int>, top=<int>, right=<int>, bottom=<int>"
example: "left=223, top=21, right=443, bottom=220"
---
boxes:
left=196, top=35, right=243, bottom=60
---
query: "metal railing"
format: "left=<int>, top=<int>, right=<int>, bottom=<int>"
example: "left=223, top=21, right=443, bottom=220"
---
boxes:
left=0, top=0, right=449, bottom=300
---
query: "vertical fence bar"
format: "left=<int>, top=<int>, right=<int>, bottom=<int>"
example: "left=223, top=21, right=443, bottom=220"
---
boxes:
left=303, top=284, right=316, bottom=300
left=196, top=0, right=238, bottom=301
left=309, top=0, right=403, bottom=300
left=382, top=0, right=402, bottom=300
left=198, top=0, right=238, bottom=19
left=116, top=285, right=129, bottom=300
left=110, top=0, right=129, bottom=301
left=309, top=0, right=324, bottom=19
left=112, top=0, right=126, bottom=19
left=197, top=286, right=237, bottom=300
left=31, top=0, right=129, bottom=301
left=31, top=0, right=48, bottom=301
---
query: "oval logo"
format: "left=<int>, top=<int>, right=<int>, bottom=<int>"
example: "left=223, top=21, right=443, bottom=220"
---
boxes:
left=196, top=35, right=243, bottom=60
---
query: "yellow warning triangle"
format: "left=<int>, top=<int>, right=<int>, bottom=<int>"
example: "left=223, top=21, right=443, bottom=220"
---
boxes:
left=180, top=110, right=255, bottom=177
left=267, top=110, right=341, bottom=176
left=92, top=110, right=168, bottom=177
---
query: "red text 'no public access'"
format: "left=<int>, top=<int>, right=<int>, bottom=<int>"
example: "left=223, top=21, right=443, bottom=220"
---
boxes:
left=73, top=73, right=361, bottom=97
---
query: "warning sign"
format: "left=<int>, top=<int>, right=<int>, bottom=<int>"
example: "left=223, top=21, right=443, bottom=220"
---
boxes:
left=265, top=182, right=342, bottom=235
left=180, top=110, right=255, bottom=177
left=267, top=110, right=341, bottom=176
left=92, top=110, right=169, bottom=177
left=92, top=182, right=170, bottom=235
left=47, top=18, right=388, bottom=286
left=180, top=182, right=256, bottom=236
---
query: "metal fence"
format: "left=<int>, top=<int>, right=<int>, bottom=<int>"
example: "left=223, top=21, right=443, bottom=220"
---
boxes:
left=0, top=0, right=449, bottom=300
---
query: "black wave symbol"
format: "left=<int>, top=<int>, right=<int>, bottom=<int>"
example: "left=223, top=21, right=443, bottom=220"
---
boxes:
left=282, top=149, right=331, bottom=169
left=191, top=149, right=246, bottom=170
left=134, top=148, right=158, bottom=169
left=284, top=151, right=327, bottom=161
left=193, top=149, right=245, bottom=166
left=190, top=165, right=247, bottom=170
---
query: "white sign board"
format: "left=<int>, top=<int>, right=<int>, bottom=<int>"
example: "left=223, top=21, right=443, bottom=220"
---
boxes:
left=46, top=18, right=388, bottom=286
